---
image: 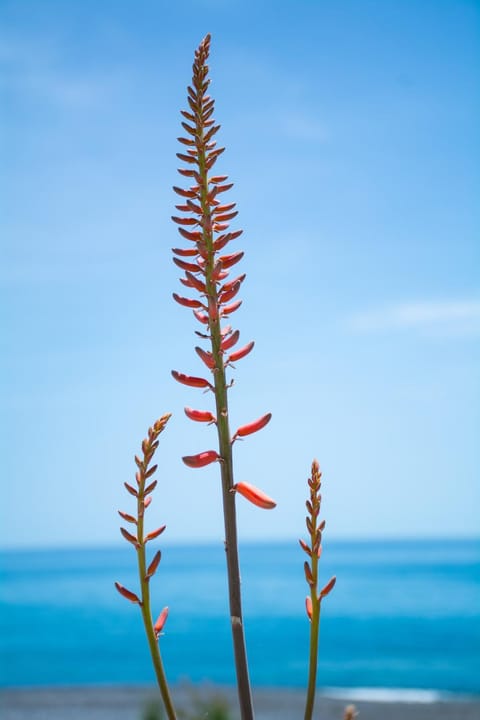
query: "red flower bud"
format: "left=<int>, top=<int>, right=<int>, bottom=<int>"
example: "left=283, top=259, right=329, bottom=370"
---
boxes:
left=154, top=607, right=169, bottom=636
left=227, top=341, right=254, bottom=364
left=172, top=293, right=202, bottom=309
left=305, top=595, right=313, bottom=620
left=232, top=481, right=276, bottom=509
left=219, top=281, right=241, bottom=304
left=193, top=309, right=209, bottom=324
left=115, top=582, right=141, bottom=604
left=233, top=412, right=271, bottom=440
left=185, top=271, right=206, bottom=293
left=182, top=450, right=220, bottom=468
left=173, top=257, right=201, bottom=273
left=184, top=407, right=216, bottom=423
left=146, top=550, right=161, bottom=579
left=145, top=525, right=166, bottom=542
left=220, top=273, right=246, bottom=295
left=195, top=346, right=215, bottom=369
left=178, top=227, right=203, bottom=242
left=171, top=370, right=212, bottom=389
left=120, top=527, right=139, bottom=547
left=118, top=511, right=137, bottom=525
left=171, top=215, right=197, bottom=224
left=220, top=251, right=244, bottom=269
left=220, top=329, right=240, bottom=351
left=172, top=247, right=197, bottom=257
left=319, top=575, right=336, bottom=598
left=221, top=300, right=242, bottom=316
left=299, top=538, right=311, bottom=556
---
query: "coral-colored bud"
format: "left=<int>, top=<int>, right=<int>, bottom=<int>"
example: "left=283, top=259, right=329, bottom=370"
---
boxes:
left=299, top=538, right=311, bottom=556
left=185, top=271, right=206, bottom=293
left=182, top=450, right=220, bottom=468
left=172, top=247, right=197, bottom=257
left=305, top=595, right=313, bottom=620
left=124, top=482, right=138, bottom=497
left=232, top=481, right=276, bottom=509
left=184, top=407, right=216, bottom=423
left=215, top=211, right=238, bottom=223
left=220, top=329, right=240, bottom=351
left=304, top=561, right=314, bottom=586
left=173, top=185, right=197, bottom=197
left=193, top=309, right=209, bottom=324
left=319, top=575, right=336, bottom=598
left=220, top=274, right=246, bottom=296
left=211, top=260, right=224, bottom=282
left=227, top=341, right=254, bottom=364
left=195, top=346, right=215, bottom=369
left=220, top=251, right=244, bottom=269
left=146, top=550, right=161, bottom=579
left=144, top=479, right=158, bottom=495
left=143, top=496, right=152, bottom=509
left=173, top=257, right=201, bottom=273
left=154, top=607, right=169, bottom=636
left=171, top=215, right=198, bottom=224
left=120, top=527, right=139, bottom=547
left=221, top=300, right=242, bottom=316
left=178, top=227, right=203, bottom=242
left=171, top=370, right=212, bottom=389
left=219, top=281, right=241, bottom=304
left=115, top=582, right=141, bottom=604
left=118, top=511, right=137, bottom=525
left=172, top=293, right=202, bottom=309
left=145, top=525, right=166, bottom=542
left=233, top=412, right=272, bottom=440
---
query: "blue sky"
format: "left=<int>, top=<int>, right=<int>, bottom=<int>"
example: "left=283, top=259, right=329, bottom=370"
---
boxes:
left=1, top=0, right=479, bottom=548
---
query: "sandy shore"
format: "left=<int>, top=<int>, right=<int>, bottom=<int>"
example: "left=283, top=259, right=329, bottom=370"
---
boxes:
left=1, top=685, right=479, bottom=720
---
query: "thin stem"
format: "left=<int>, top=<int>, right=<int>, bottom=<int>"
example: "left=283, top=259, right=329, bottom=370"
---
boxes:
left=199, top=129, right=255, bottom=720
left=304, top=574, right=320, bottom=720
left=136, top=508, right=176, bottom=720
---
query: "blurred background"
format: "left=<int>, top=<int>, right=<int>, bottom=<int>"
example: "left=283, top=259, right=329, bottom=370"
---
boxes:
left=1, top=0, right=479, bottom=698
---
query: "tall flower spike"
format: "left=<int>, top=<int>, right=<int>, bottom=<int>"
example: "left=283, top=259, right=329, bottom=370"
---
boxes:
left=171, top=34, right=270, bottom=720
left=301, top=459, right=336, bottom=720
left=115, top=415, right=177, bottom=720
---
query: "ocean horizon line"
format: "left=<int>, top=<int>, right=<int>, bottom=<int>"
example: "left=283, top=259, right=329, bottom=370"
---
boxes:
left=1, top=535, right=479, bottom=555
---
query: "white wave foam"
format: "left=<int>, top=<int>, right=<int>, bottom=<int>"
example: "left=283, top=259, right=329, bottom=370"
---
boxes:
left=321, top=687, right=446, bottom=703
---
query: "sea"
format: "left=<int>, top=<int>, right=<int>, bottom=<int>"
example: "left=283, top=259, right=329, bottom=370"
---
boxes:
left=1, top=539, right=479, bottom=699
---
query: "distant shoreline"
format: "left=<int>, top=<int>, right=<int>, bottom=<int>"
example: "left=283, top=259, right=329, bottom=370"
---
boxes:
left=2, top=685, right=480, bottom=720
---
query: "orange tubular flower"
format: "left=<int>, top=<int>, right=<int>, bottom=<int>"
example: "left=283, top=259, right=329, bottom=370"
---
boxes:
left=233, top=412, right=272, bottom=440
left=305, top=595, right=313, bottom=621
left=182, top=450, right=220, bottom=468
left=232, top=481, right=277, bottom=509
left=154, top=607, right=169, bottom=637
left=184, top=407, right=216, bottom=423
left=227, top=341, right=255, bottom=364
left=171, top=370, right=212, bottom=389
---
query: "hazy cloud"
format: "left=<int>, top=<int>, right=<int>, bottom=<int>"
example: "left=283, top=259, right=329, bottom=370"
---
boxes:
left=349, top=299, right=480, bottom=335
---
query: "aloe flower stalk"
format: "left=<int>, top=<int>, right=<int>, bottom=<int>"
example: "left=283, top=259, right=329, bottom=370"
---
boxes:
left=115, top=414, right=177, bottom=720
left=171, top=34, right=276, bottom=720
left=300, top=460, right=336, bottom=720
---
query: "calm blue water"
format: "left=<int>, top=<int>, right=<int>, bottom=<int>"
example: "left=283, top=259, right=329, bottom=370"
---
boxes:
left=1, top=540, right=479, bottom=694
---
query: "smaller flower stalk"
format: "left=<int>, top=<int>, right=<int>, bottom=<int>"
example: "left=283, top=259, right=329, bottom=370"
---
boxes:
left=300, top=460, right=336, bottom=720
left=115, top=413, right=177, bottom=720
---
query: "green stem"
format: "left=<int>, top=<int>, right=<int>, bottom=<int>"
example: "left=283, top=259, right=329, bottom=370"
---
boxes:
left=195, top=119, right=255, bottom=720
left=304, top=508, right=320, bottom=720
left=304, top=596, right=320, bottom=720
left=137, top=491, right=177, bottom=720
